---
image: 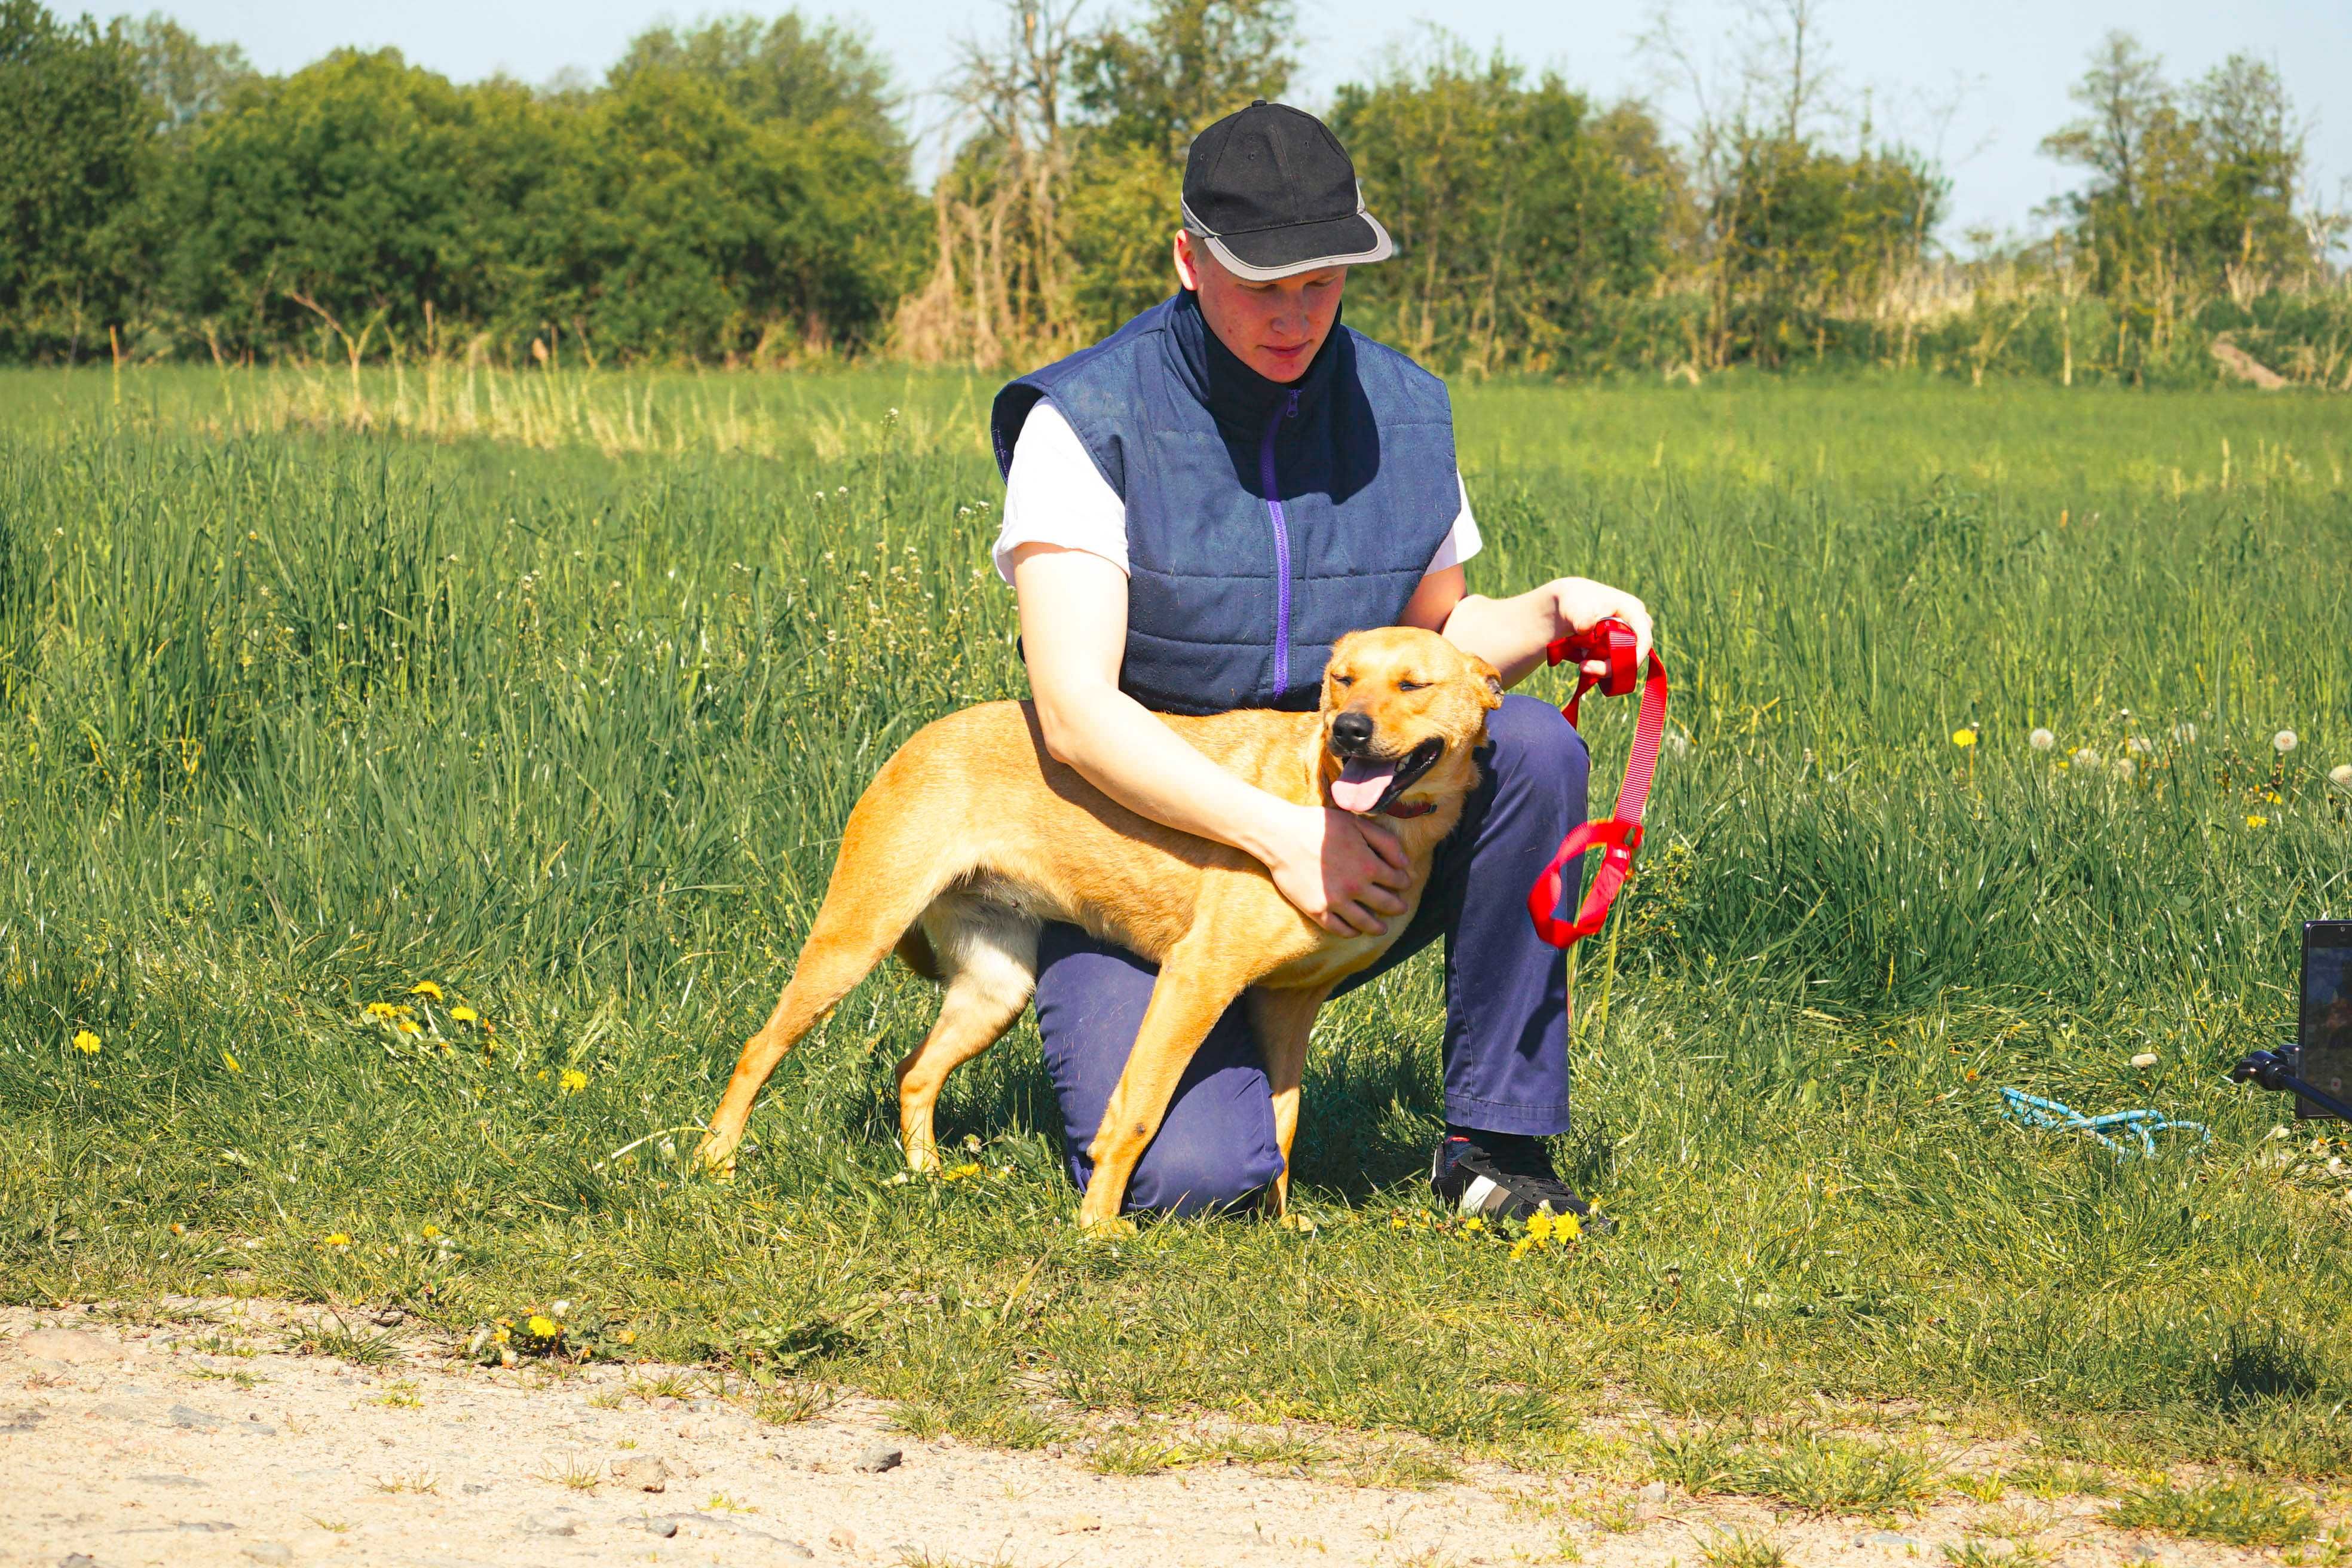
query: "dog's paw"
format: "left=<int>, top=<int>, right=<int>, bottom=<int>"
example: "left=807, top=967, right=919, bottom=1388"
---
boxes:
left=1276, top=1211, right=1319, bottom=1236
left=1076, top=1213, right=1137, bottom=1239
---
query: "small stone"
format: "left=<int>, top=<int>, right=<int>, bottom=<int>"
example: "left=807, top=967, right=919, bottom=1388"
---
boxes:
left=130, top=1474, right=207, bottom=1487
left=2130, top=1052, right=2159, bottom=1068
left=2, top=1408, right=44, bottom=1431
left=522, top=1510, right=580, bottom=1537
left=60, top=1556, right=99, bottom=1568
left=651, top=1395, right=679, bottom=1410
left=611, top=1456, right=672, bottom=1492
left=853, top=1443, right=904, bottom=1474
left=461, top=1482, right=493, bottom=1494
left=243, top=1545, right=295, bottom=1565
left=1857, top=1531, right=1925, bottom=1549
left=372, top=1307, right=405, bottom=1327
left=14, top=1329, right=134, bottom=1364
left=828, top=1526, right=857, bottom=1549
left=1637, top=1480, right=1669, bottom=1502
left=1058, top=1513, right=1103, bottom=1533
left=645, top=1519, right=679, bottom=1539
left=2129, top=1546, right=2166, bottom=1563
left=169, top=1404, right=223, bottom=1430
left=177, top=1521, right=239, bottom=1533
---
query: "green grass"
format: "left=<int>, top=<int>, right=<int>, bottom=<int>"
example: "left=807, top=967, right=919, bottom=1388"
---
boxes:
left=2108, top=1478, right=2320, bottom=1545
left=2, top=368, right=2350, bottom=1485
left=1648, top=1425, right=1946, bottom=1512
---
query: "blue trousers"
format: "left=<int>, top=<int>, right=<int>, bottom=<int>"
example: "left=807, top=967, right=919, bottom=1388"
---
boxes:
left=1033, top=694, right=1591, bottom=1215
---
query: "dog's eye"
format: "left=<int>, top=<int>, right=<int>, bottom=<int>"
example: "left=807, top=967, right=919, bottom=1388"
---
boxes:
left=1396, top=679, right=1428, bottom=693
left=1332, top=675, right=1355, bottom=687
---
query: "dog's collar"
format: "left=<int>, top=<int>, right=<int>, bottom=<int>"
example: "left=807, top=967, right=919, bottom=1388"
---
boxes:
left=1382, top=798, right=1436, bottom=819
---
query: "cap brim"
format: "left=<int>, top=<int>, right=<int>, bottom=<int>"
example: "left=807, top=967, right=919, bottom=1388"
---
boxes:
left=1195, top=210, right=1394, bottom=281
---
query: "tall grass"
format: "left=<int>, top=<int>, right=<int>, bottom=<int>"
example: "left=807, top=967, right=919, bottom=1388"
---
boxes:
left=2, top=369, right=2348, bottom=1477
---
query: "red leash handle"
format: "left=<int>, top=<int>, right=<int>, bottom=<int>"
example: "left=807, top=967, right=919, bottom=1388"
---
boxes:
left=1528, top=620, right=1669, bottom=950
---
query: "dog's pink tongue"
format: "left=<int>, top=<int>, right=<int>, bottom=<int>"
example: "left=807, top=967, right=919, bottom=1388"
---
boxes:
left=1331, top=758, right=1397, bottom=814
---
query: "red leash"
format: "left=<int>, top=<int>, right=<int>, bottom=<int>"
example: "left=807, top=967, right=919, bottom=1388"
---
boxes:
left=1526, top=619, right=1670, bottom=950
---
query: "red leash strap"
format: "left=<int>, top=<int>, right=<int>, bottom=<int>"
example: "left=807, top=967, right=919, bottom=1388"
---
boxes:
left=1527, top=619, right=1670, bottom=950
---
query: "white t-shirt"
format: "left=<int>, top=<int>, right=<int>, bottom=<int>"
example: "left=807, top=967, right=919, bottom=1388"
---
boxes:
left=992, top=399, right=1481, bottom=584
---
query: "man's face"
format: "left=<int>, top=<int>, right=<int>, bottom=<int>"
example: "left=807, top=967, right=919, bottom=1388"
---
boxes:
left=1173, top=230, right=1346, bottom=384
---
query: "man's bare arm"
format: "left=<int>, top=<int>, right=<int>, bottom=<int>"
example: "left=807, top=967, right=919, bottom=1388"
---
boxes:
left=1010, top=543, right=1408, bottom=936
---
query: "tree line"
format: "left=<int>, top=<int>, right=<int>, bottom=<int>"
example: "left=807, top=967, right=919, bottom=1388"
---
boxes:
left=3, top=0, right=2344, bottom=382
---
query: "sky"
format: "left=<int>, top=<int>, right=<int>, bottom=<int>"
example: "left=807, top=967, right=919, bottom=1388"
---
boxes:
left=153, top=0, right=2352, bottom=249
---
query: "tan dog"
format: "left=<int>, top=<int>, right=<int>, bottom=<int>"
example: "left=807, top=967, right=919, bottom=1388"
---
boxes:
left=696, top=626, right=1502, bottom=1226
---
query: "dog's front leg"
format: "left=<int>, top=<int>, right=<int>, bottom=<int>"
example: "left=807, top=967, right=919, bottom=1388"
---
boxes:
left=1245, top=984, right=1333, bottom=1221
left=1079, top=951, right=1245, bottom=1232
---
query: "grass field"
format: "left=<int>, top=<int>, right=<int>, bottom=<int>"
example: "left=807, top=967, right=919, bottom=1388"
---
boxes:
left=3, top=365, right=2350, bottom=1496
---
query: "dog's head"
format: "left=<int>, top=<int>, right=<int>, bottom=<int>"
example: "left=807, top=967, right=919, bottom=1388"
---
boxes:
left=1318, top=627, right=1502, bottom=818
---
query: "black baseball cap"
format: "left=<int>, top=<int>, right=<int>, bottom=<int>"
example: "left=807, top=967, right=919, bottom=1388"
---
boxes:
left=1181, top=100, right=1394, bottom=281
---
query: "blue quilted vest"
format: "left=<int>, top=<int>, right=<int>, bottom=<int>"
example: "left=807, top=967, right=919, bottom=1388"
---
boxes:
left=991, top=290, right=1459, bottom=715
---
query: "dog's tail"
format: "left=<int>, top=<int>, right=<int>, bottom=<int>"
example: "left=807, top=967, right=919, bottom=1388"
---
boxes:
left=895, top=924, right=942, bottom=983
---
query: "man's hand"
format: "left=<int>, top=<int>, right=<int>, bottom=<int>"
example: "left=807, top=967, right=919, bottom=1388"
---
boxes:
left=1438, top=573, right=1655, bottom=692
left=1548, top=577, right=1653, bottom=674
left=1254, top=800, right=1411, bottom=937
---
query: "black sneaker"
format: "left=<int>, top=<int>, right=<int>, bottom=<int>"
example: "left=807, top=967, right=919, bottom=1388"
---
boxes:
left=1430, top=1135, right=1610, bottom=1232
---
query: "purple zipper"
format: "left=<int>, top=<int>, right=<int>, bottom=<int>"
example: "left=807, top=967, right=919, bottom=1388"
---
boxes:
left=1259, top=390, right=1299, bottom=699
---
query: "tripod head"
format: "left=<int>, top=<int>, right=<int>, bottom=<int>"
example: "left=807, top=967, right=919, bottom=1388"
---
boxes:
left=2232, top=1048, right=2352, bottom=1122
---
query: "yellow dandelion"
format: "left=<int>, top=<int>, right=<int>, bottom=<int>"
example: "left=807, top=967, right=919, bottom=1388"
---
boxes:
left=71, top=1029, right=100, bottom=1055
left=421, top=1224, right=442, bottom=1239
left=492, top=1324, right=512, bottom=1343
left=558, top=1068, right=587, bottom=1095
left=1389, top=1215, right=1407, bottom=1230
left=221, top=1049, right=241, bottom=1073
left=1509, top=1238, right=1535, bottom=1261
left=1462, top=1216, right=1485, bottom=1233
left=2247, top=814, right=2269, bottom=829
left=323, top=1232, right=351, bottom=1248
left=614, top=1328, right=636, bottom=1346
left=1528, top=1211, right=1556, bottom=1242
left=1558, top=1212, right=1584, bottom=1240
left=1950, top=728, right=1977, bottom=749
left=451, top=1006, right=479, bottom=1024
left=394, top=1017, right=422, bottom=1035
left=944, top=1162, right=981, bottom=1181
left=526, top=1314, right=559, bottom=1339
left=409, top=981, right=445, bottom=1000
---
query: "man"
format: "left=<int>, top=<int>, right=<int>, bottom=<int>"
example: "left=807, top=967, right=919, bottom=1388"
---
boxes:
left=989, top=100, right=1653, bottom=1223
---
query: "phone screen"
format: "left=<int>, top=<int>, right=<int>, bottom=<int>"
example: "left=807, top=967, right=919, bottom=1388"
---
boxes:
left=2298, top=921, right=2352, bottom=1119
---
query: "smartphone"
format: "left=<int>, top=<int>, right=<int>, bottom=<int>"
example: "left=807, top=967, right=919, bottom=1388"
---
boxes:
left=2298, top=921, right=2352, bottom=1119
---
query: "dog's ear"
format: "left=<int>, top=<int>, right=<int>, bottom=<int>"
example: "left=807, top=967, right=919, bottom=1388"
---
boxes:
left=1466, top=653, right=1504, bottom=709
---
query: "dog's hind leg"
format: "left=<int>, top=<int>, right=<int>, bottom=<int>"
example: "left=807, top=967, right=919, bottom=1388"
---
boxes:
left=894, top=893, right=1038, bottom=1172
left=1245, top=984, right=1333, bottom=1221
left=696, top=861, right=954, bottom=1177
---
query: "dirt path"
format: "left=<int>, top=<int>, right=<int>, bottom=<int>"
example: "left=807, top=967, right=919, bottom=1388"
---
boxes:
left=0, top=1302, right=2284, bottom=1568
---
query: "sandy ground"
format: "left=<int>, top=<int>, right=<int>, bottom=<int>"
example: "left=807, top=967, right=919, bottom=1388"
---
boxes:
left=0, top=1301, right=2298, bottom=1568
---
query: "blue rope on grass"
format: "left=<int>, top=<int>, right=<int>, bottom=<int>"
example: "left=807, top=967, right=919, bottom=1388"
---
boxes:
left=1996, top=1088, right=2210, bottom=1159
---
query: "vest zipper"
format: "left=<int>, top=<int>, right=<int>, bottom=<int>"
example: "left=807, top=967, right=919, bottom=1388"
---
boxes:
left=1260, top=389, right=1299, bottom=699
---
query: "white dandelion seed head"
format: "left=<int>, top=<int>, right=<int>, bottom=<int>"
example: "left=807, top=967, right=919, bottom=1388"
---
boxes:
left=2112, top=758, right=2136, bottom=780
left=2126, top=736, right=2152, bottom=756
left=1664, top=732, right=1692, bottom=758
left=2071, top=747, right=2100, bottom=768
left=2330, top=764, right=2352, bottom=789
left=2029, top=728, right=2056, bottom=751
left=2274, top=730, right=2299, bottom=754
left=2173, top=722, right=2198, bottom=745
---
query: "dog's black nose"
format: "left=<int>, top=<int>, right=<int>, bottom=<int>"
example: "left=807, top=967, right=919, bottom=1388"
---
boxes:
left=1331, top=711, right=1374, bottom=753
